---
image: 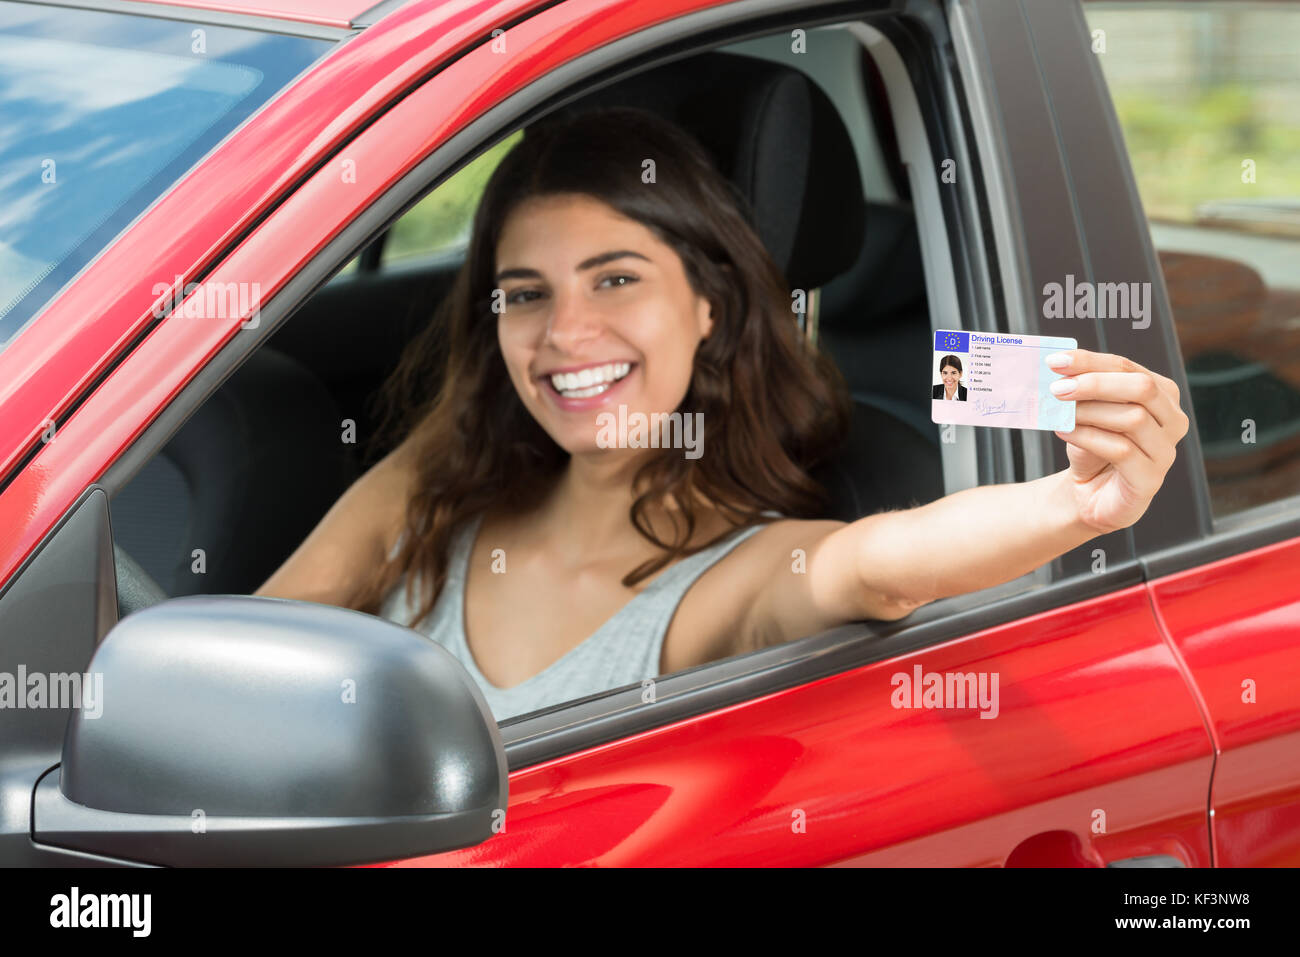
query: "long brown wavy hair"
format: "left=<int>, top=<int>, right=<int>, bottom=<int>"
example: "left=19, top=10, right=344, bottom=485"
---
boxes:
left=352, top=106, right=853, bottom=627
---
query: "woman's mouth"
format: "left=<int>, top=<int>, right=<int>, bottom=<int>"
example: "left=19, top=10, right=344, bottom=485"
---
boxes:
left=544, top=361, right=635, bottom=399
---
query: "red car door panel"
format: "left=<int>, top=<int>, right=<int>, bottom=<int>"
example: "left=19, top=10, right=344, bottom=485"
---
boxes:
left=380, top=585, right=1213, bottom=866
left=1148, top=536, right=1300, bottom=866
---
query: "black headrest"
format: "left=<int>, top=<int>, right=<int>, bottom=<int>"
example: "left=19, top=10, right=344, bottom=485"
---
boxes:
left=818, top=200, right=928, bottom=332
left=550, top=51, right=866, bottom=291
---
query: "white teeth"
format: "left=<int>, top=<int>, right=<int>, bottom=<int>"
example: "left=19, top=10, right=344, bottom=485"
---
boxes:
left=550, top=362, right=631, bottom=397
left=561, top=382, right=610, bottom=398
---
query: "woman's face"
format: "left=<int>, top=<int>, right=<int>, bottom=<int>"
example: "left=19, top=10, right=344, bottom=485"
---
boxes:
left=494, top=193, right=714, bottom=456
left=942, top=364, right=961, bottom=389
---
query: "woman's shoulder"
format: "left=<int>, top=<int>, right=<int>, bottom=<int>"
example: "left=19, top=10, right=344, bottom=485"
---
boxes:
left=663, top=514, right=848, bottom=672
left=741, top=514, right=848, bottom=548
left=705, top=514, right=848, bottom=581
left=655, top=510, right=847, bottom=586
left=351, top=442, right=421, bottom=554
left=704, top=515, right=853, bottom=619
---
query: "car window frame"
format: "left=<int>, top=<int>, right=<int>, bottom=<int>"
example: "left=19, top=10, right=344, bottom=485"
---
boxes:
left=94, top=0, right=1155, bottom=770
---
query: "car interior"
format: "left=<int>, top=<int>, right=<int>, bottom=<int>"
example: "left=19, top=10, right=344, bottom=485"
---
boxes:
left=109, top=31, right=949, bottom=626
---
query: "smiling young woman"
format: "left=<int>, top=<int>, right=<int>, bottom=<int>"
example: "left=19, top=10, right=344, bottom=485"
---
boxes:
left=255, top=106, right=1189, bottom=722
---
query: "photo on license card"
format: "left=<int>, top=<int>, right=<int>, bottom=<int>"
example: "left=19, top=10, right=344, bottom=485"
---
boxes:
left=930, top=329, right=1077, bottom=431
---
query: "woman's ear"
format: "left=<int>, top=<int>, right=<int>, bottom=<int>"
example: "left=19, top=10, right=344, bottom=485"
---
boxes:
left=697, top=295, right=715, bottom=341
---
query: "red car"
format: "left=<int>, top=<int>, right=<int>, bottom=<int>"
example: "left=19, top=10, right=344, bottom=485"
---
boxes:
left=1, top=0, right=1298, bottom=867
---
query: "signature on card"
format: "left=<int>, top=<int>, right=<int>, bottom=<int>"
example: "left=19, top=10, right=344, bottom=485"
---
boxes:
left=974, top=398, right=1023, bottom=416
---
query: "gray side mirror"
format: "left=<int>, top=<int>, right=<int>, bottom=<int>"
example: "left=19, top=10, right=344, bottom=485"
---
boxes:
left=32, top=595, right=507, bottom=866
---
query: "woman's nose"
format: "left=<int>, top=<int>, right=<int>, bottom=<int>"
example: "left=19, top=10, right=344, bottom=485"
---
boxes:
left=544, top=290, right=602, bottom=350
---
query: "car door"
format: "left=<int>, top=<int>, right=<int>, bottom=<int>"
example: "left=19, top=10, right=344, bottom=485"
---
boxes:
left=1084, top=0, right=1300, bottom=868
left=2, top=0, right=1216, bottom=867
left=355, top=0, right=1214, bottom=867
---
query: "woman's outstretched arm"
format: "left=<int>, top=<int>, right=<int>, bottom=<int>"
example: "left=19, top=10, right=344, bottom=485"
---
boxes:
left=741, top=349, right=1191, bottom=648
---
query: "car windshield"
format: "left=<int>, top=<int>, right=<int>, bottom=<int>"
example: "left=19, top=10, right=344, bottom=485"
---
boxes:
left=0, top=2, right=335, bottom=350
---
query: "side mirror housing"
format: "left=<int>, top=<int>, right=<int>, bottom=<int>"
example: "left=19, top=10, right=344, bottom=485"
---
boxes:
left=32, top=595, right=507, bottom=866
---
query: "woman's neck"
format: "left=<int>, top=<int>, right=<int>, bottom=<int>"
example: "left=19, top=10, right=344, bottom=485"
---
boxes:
left=526, top=453, right=723, bottom=557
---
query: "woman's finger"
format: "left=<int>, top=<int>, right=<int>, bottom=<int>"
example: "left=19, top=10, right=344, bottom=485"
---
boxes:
left=1070, top=400, right=1169, bottom=467
left=1050, top=371, right=1181, bottom=429
left=1047, top=349, right=1182, bottom=409
left=1055, top=423, right=1162, bottom=492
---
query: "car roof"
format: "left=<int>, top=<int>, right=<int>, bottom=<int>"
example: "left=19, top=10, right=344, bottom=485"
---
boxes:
left=120, top=0, right=398, bottom=29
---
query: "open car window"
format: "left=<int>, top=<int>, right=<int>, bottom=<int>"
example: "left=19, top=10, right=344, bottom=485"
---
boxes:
left=101, top=4, right=1117, bottom=743
left=106, top=17, right=975, bottom=720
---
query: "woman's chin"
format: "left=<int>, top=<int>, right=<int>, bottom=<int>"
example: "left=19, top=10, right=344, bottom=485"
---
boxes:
left=553, top=438, right=649, bottom=462
left=542, top=412, right=679, bottom=460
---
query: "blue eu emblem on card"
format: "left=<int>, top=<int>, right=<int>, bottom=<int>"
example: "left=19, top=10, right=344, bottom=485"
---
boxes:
left=935, top=330, right=969, bottom=352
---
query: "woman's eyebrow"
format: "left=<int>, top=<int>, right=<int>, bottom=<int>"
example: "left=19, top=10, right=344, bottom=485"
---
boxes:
left=495, top=249, right=651, bottom=283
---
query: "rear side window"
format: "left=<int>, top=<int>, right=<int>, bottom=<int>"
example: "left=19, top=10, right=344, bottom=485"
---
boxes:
left=1085, top=0, right=1300, bottom=520
left=378, top=131, right=524, bottom=266
left=0, top=2, right=334, bottom=350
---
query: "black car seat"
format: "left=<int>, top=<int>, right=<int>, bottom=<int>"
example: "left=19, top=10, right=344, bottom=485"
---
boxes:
left=548, top=51, right=943, bottom=520
left=111, top=347, right=356, bottom=613
left=818, top=199, right=944, bottom=466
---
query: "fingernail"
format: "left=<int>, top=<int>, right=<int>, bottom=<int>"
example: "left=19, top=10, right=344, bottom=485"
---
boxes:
left=1045, top=352, right=1071, bottom=369
left=1049, top=378, right=1075, bottom=397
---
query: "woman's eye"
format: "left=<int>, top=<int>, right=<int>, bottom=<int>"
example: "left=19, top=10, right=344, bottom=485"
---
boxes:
left=505, top=288, right=542, bottom=305
left=504, top=275, right=636, bottom=305
left=598, top=274, right=638, bottom=290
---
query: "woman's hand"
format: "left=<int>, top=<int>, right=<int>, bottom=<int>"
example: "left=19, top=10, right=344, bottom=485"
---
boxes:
left=739, top=348, right=1192, bottom=648
left=1048, top=348, right=1191, bottom=534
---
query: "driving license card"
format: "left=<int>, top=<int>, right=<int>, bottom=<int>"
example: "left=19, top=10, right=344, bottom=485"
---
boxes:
left=930, top=329, right=1077, bottom=431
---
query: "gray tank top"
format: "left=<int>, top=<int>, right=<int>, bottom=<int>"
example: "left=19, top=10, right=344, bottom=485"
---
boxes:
left=379, top=511, right=781, bottom=722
